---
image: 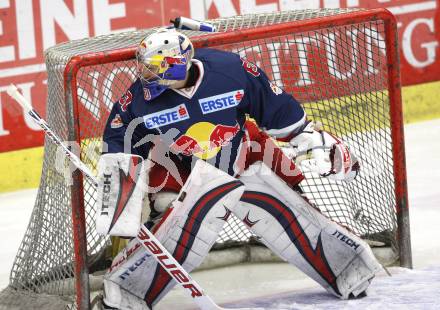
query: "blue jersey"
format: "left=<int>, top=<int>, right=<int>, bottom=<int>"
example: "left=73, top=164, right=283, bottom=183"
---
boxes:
left=103, top=48, right=306, bottom=176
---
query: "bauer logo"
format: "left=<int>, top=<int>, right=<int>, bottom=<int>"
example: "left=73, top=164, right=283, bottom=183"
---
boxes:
left=144, top=104, right=189, bottom=129
left=199, top=90, right=244, bottom=115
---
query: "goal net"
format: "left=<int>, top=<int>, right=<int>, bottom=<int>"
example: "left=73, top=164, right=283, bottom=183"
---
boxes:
left=0, top=8, right=411, bottom=310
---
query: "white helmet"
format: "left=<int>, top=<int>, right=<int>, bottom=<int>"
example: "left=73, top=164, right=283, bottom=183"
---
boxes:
left=136, top=28, right=194, bottom=100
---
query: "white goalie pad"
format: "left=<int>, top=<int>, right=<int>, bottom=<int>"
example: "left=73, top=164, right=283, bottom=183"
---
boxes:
left=103, top=160, right=245, bottom=309
left=96, top=153, right=146, bottom=237
left=236, top=162, right=381, bottom=299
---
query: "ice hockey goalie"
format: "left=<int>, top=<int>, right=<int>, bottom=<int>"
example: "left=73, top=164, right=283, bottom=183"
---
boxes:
left=96, top=27, right=381, bottom=309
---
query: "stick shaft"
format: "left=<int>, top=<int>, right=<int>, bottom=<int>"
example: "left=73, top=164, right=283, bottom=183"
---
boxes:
left=6, top=84, right=98, bottom=187
left=137, top=225, right=222, bottom=310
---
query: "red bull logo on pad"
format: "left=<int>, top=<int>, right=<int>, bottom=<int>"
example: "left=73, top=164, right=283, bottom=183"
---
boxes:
left=170, top=122, right=240, bottom=159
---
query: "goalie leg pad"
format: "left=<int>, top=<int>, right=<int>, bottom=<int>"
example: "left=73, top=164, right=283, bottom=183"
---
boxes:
left=104, top=160, right=245, bottom=308
left=236, top=162, right=381, bottom=299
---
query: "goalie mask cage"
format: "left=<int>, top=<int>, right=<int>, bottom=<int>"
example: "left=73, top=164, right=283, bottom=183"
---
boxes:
left=0, top=8, right=411, bottom=310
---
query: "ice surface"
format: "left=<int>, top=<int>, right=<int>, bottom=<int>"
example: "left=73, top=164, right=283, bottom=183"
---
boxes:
left=222, top=267, right=440, bottom=309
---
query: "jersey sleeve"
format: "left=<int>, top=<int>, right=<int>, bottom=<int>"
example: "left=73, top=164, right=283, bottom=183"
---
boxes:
left=240, top=58, right=307, bottom=140
left=102, top=86, right=152, bottom=158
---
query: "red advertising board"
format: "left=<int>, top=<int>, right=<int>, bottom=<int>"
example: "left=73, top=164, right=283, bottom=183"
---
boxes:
left=0, top=0, right=438, bottom=153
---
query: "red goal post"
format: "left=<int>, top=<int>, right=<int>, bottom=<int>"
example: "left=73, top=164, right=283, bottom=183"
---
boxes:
left=0, top=8, right=411, bottom=310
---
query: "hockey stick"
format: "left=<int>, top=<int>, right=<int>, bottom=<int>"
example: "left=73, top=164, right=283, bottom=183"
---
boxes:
left=6, top=85, right=98, bottom=188
left=6, top=84, right=257, bottom=310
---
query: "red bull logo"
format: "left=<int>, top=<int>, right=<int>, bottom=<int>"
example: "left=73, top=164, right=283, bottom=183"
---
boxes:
left=164, top=56, right=186, bottom=65
left=170, top=122, right=240, bottom=159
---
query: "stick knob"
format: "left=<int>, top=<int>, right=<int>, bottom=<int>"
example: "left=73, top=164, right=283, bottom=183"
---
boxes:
left=6, top=84, right=33, bottom=112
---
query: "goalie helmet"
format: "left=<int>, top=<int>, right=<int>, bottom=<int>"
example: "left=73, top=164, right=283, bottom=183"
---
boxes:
left=136, top=28, right=194, bottom=101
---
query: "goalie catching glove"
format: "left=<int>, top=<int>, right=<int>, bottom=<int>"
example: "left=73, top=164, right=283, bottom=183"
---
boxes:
left=96, top=153, right=146, bottom=237
left=289, top=121, right=360, bottom=182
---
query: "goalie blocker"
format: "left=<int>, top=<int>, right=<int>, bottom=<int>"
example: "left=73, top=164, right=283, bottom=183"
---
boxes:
left=96, top=153, right=147, bottom=237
